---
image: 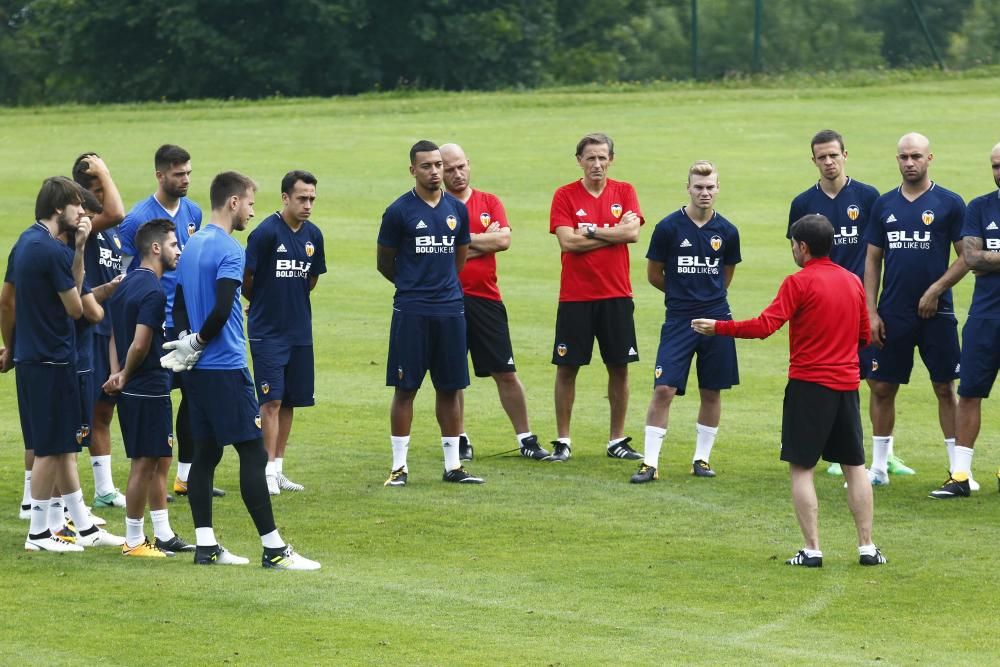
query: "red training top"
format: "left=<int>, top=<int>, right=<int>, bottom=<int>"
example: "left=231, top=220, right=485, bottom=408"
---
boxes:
left=549, top=178, right=643, bottom=302
left=714, top=257, right=870, bottom=391
left=458, top=189, right=510, bottom=302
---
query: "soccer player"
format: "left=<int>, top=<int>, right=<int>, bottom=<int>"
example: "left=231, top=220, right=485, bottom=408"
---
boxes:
left=15, top=176, right=123, bottom=551
left=693, top=214, right=886, bottom=568
left=631, top=161, right=741, bottom=483
left=548, top=133, right=643, bottom=462
left=119, top=144, right=224, bottom=499
left=243, top=170, right=326, bottom=495
left=787, top=131, right=889, bottom=477
left=104, top=218, right=193, bottom=556
left=169, top=170, right=319, bottom=569
left=376, top=140, right=483, bottom=486
left=864, top=133, right=969, bottom=488
left=72, top=152, right=129, bottom=507
left=928, top=141, right=1000, bottom=498
left=438, top=143, right=549, bottom=461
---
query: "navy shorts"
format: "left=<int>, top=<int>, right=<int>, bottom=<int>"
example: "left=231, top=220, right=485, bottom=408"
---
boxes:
left=958, top=317, right=1000, bottom=399
left=465, top=295, right=516, bottom=378
left=184, top=368, right=262, bottom=445
left=869, top=312, right=960, bottom=384
left=119, top=393, right=174, bottom=458
left=387, top=309, right=469, bottom=391
left=552, top=298, right=639, bottom=366
left=15, top=363, right=82, bottom=456
left=653, top=317, right=738, bottom=395
left=780, top=379, right=864, bottom=468
left=92, top=333, right=118, bottom=405
left=249, top=340, right=315, bottom=407
left=77, top=370, right=94, bottom=448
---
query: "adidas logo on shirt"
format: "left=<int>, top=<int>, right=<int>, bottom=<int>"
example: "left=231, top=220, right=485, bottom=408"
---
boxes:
left=988, top=221, right=998, bottom=230
left=576, top=209, right=587, bottom=217
left=276, top=244, right=287, bottom=253
left=680, top=238, right=692, bottom=248
left=885, top=214, right=897, bottom=224
left=415, top=220, right=427, bottom=229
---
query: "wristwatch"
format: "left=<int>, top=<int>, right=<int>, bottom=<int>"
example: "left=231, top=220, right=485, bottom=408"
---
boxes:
left=585, top=223, right=597, bottom=239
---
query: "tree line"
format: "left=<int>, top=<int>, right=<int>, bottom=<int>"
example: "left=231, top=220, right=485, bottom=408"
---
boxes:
left=2, top=0, right=999, bottom=105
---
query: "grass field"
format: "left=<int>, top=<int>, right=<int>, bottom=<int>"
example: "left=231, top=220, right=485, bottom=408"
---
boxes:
left=1, top=76, right=999, bottom=665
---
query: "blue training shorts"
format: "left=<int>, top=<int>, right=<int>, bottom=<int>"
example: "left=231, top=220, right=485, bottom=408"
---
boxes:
left=184, top=368, right=262, bottom=445
left=249, top=340, right=315, bottom=407
left=119, top=393, right=174, bottom=459
left=869, top=312, right=960, bottom=384
left=653, top=316, right=738, bottom=395
left=15, top=363, right=82, bottom=456
left=386, top=309, right=469, bottom=391
left=958, top=317, right=1000, bottom=399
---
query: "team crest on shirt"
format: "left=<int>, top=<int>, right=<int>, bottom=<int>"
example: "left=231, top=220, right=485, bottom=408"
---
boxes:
left=654, top=366, right=663, bottom=379
left=255, top=415, right=262, bottom=429
left=710, top=235, right=723, bottom=251
left=187, top=222, right=196, bottom=236
left=557, top=343, right=567, bottom=357
left=305, top=242, right=315, bottom=257
left=610, top=204, right=623, bottom=219
left=261, top=382, right=270, bottom=395
left=847, top=205, right=860, bottom=221
left=921, top=210, right=935, bottom=225
left=113, top=235, right=122, bottom=249
left=446, top=215, right=458, bottom=230
left=480, top=212, right=491, bottom=228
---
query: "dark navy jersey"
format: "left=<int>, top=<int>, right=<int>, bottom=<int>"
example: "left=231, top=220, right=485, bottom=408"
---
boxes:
left=865, top=183, right=965, bottom=314
left=177, top=224, right=246, bottom=370
left=963, top=190, right=1000, bottom=320
left=108, top=267, right=170, bottom=395
left=246, top=212, right=327, bottom=345
left=84, top=227, right=123, bottom=336
left=377, top=190, right=471, bottom=315
left=11, top=223, right=77, bottom=364
left=646, top=208, right=741, bottom=318
left=75, top=281, right=95, bottom=373
left=787, top=178, right=880, bottom=279
left=120, top=195, right=202, bottom=328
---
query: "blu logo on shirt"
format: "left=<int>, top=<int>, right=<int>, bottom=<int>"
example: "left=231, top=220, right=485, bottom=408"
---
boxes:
left=887, top=230, right=931, bottom=249
left=415, top=235, right=456, bottom=254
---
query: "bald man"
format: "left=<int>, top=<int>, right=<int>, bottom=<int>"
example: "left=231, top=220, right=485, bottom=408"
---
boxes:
left=934, top=142, right=1000, bottom=498
left=863, top=133, right=970, bottom=489
left=439, top=143, right=550, bottom=460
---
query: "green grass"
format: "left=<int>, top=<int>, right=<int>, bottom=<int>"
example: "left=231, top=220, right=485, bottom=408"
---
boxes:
left=2, top=76, right=999, bottom=664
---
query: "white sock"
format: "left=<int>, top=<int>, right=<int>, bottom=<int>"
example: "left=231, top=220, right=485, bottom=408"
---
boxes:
left=945, top=438, right=956, bottom=472
left=265, top=460, right=277, bottom=477
left=391, top=436, right=410, bottom=471
left=28, top=497, right=50, bottom=536
left=91, top=454, right=114, bottom=496
left=556, top=437, right=571, bottom=447
left=644, top=425, right=666, bottom=467
left=803, top=548, right=823, bottom=558
left=442, top=436, right=460, bottom=471
left=693, top=423, right=718, bottom=463
left=48, top=496, right=65, bottom=534
left=871, top=436, right=891, bottom=473
left=125, top=516, right=145, bottom=548
left=608, top=436, right=627, bottom=448
left=21, top=470, right=32, bottom=507
left=260, top=529, right=284, bottom=549
left=275, top=457, right=284, bottom=475
left=858, top=544, right=877, bottom=557
left=516, top=432, right=532, bottom=446
left=176, top=462, right=191, bottom=483
left=953, top=445, right=973, bottom=476
left=195, top=527, right=217, bottom=547
left=63, top=488, right=95, bottom=533
left=150, top=509, right=174, bottom=541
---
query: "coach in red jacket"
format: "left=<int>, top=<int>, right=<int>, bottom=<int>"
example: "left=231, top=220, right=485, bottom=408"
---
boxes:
left=692, top=214, right=886, bottom=568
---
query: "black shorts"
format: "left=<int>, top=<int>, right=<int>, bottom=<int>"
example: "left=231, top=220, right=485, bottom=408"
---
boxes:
left=780, top=379, right=864, bottom=468
left=15, top=363, right=82, bottom=456
left=119, top=394, right=174, bottom=459
left=465, top=295, right=516, bottom=378
left=184, top=368, right=262, bottom=446
left=552, top=298, right=639, bottom=366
